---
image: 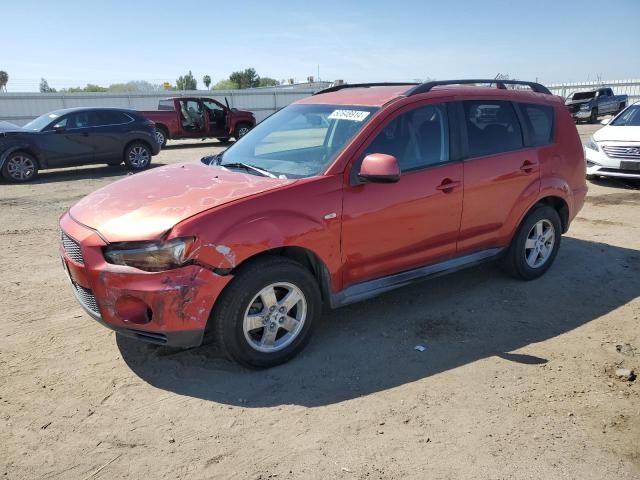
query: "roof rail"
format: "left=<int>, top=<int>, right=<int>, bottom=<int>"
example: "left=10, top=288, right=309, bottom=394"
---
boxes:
left=404, top=79, right=552, bottom=96
left=313, top=82, right=419, bottom=96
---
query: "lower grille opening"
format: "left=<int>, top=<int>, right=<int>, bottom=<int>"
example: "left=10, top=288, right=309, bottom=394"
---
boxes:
left=72, top=282, right=100, bottom=315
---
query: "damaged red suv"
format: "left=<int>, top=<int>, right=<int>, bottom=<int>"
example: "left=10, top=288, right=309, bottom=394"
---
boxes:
left=59, top=80, right=587, bottom=367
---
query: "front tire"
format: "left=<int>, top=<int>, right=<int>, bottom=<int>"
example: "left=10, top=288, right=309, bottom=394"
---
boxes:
left=124, top=142, right=152, bottom=171
left=211, top=257, right=321, bottom=368
left=589, top=108, right=598, bottom=123
left=1, top=151, right=39, bottom=182
left=499, top=205, right=562, bottom=280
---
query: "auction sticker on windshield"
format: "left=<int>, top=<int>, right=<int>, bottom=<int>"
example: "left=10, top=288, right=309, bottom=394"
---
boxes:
left=328, top=110, right=371, bottom=122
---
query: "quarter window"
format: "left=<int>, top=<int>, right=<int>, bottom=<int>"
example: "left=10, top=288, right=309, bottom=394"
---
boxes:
left=363, top=103, right=450, bottom=172
left=463, top=101, right=523, bottom=157
left=520, top=103, right=554, bottom=146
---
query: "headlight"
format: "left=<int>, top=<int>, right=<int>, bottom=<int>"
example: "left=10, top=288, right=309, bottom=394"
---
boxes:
left=585, top=136, right=599, bottom=151
left=103, top=237, right=195, bottom=271
left=580, top=104, right=591, bottom=110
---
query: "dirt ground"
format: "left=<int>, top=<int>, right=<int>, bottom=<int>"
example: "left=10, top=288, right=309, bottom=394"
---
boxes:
left=2, top=124, right=639, bottom=479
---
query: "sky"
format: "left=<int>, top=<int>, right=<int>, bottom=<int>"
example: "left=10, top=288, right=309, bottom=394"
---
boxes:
left=2, top=0, right=639, bottom=92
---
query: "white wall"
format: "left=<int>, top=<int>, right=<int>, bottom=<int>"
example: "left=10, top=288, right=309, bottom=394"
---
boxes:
left=0, top=89, right=318, bottom=126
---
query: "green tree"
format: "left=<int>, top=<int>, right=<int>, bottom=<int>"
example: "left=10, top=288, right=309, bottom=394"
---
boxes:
left=39, top=78, right=56, bottom=93
left=229, top=68, right=260, bottom=89
left=259, top=77, right=279, bottom=87
left=108, top=80, right=161, bottom=92
left=0, top=70, right=8, bottom=92
left=60, top=84, right=108, bottom=93
left=202, top=75, right=211, bottom=90
left=212, top=79, right=238, bottom=90
left=176, top=70, right=197, bottom=90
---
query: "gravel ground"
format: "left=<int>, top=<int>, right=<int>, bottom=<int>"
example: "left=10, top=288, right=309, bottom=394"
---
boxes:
left=1, top=124, right=639, bottom=479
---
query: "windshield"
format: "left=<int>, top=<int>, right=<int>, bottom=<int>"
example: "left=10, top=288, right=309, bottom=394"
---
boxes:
left=22, top=112, right=63, bottom=131
left=570, top=91, right=595, bottom=101
left=611, top=105, right=640, bottom=126
left=218, top=104, right=378, bottom=178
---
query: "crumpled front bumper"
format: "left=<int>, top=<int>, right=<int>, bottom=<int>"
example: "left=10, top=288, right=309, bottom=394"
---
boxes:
left=59, top=212, right=233, bottom=348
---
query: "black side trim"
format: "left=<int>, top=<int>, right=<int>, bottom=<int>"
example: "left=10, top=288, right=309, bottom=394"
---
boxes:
left=330, top=248, right=503, bottom=308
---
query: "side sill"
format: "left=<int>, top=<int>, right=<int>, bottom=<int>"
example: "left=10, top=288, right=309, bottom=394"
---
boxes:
left=330, top=248, right=503, bottom=309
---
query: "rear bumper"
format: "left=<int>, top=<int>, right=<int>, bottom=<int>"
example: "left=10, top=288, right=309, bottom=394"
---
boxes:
left=59, top=212, right=233, bottom=348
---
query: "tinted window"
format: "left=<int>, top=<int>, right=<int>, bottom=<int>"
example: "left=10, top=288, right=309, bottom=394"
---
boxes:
left=363, top=103, right=449, bottom=172
left=95, top=110, right=132, bottom=125
left=463, top=101, right=523, bottom=157
left=66, top=111, right=96, bottom=129
left=520, top=103, right=554, bottom=146
left=158, top=100, right=174, bottom=110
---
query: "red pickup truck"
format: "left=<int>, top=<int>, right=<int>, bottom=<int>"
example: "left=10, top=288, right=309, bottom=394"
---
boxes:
left=141, top=97, right=256, bottom=147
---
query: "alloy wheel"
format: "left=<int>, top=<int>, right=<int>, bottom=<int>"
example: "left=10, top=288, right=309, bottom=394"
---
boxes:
left=524, top=219, right=555, bottom=268
left=243, top=282, right=307, bottom=353
left=7, top=155, right=36, bottom=181
left=128, top=146, right=150, bottom=168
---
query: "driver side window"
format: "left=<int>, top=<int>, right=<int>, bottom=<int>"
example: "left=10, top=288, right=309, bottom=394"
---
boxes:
left=361, top=103, right=450, bottom=173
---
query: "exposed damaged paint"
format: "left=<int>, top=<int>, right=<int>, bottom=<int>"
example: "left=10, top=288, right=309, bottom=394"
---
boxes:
left=215, top=245, right=236, bottom=268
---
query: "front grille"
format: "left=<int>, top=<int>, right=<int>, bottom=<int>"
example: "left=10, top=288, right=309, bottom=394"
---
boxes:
left=602, top=145, right=640, bottom=160
left=72, top=282, right=100, bottom=315
left=61, top=231, right=84, bottom=264
left=600, top=167, right=640, bottom=175
left=568, top=104, right=581, bottom=114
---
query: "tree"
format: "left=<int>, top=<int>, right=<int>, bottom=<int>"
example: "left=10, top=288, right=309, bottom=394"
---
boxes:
left=259, top=77, right=279, bottom=87
left=60, top=84, right=108, bottom=93
left=176, top=70, right=197, bottom=90
left=202, top=75, right=211, bottom=90
left=212, top=79, right=238, bottom=90
left=40, top=78, right=56, bottom=93
left=0, top=71, right=8, bottom=92
left=229, top=68, right=260, bottom=89
left=108, top=80, right=161, bottom=92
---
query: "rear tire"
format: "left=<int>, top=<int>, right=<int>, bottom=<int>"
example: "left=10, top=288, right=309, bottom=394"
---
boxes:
left=211, top=256, right=321, bottom=368
left=234, top=123, right=252, bottom=139
left=1, top=151, right=39, bottom=182
left=155, top=127, right=168, bottom=148
left=499, top=205, right=562, bottom=280
left=124, top=142, right=152, bottom=171
left=618, top=102, right=626, bottom=114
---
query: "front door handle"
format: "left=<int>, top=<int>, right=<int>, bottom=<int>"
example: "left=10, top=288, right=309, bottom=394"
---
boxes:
left=436, top=178, right=461, bottom=193
left=520, top=160, right=538, bottom=174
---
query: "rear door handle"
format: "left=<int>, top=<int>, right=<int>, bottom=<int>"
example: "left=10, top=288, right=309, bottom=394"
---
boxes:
left=436, top=179, right=461, bottom=193
left=520, top=160, right=538, bottom=174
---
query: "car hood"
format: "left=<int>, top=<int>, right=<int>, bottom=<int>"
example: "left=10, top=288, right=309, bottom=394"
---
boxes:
left=594, top=126, right=640, bottom=142
left=70, top=161, right=295, bottom=243
left=0, top=122, right=27, bottom=134
left=565, top=99, right=592, bottom=106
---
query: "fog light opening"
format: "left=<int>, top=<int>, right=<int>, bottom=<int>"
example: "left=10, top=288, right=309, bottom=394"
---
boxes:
left=115, top=296, right=152, bottom=324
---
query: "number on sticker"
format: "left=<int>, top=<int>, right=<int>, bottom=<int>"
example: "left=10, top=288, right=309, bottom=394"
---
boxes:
left=328, top=110, right=371, bottom=122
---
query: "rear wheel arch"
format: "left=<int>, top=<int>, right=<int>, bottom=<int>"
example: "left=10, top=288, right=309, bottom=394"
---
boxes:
left=535, top=196, right=569, bottom=233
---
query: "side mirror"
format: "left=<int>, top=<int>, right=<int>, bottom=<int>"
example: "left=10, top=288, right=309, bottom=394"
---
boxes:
left=358, top=154, right=401, bottom=183
left=600, top=118, right=611, bottom=125
left=53, top=124, right=66, bottom=132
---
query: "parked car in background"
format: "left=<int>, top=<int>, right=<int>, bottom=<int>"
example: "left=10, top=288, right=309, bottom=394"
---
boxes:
left=60, top=80, right=587, bottom=367
left=565, top=87, right=628, bottom=123
left=0, top=108, right=160, bottom=182
left=141, top=97, right=256, bottom=147
left=584, top=101, right=640, bottom=179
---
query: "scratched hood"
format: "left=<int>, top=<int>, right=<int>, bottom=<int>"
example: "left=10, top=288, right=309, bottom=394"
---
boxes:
left=70, top=161, right=294, bottom=242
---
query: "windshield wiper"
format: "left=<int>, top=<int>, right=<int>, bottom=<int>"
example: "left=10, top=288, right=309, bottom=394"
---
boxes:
left=219, top=162, right=278, bottom=178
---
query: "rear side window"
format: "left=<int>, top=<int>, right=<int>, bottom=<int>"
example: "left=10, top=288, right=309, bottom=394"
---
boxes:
left=95, top=110, right=132, bottom=126
left=463, top=101, right=523, bottom=157
left=158, top=100, right=175, bottom=110
left=519, top=103, right=554, bottom=146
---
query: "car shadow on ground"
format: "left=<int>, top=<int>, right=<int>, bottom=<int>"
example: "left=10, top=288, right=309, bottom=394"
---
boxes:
left=162, top=141, right=232, bottom=150
left=0, top=163, right=168, bottom=185
left=118, top=237, right=640, bottom=407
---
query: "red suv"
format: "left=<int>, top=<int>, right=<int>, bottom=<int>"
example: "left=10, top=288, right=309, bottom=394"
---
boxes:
left=59, top=80, right=587, bottom=367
